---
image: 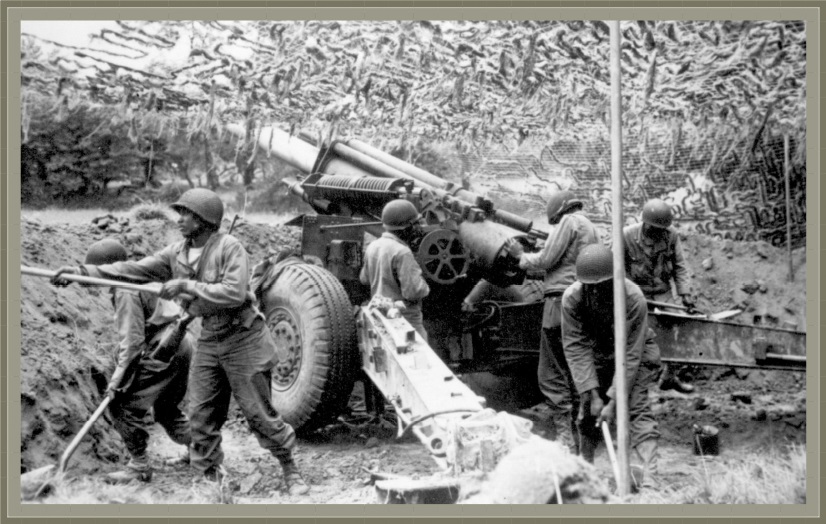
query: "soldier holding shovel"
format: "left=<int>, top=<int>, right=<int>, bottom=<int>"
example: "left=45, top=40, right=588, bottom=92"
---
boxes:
left=52, top=188, right=310, bottom=496
left=561, top=244, right=662, bottom=490
left=52, top=238, right=195, bottom=484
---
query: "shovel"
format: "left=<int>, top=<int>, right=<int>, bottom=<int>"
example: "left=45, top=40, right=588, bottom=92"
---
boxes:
left=601, top=421, right=622, bottom=491
left=21, top=395, right=112, bottom=500
left=647, top=300, right=742, bottom=322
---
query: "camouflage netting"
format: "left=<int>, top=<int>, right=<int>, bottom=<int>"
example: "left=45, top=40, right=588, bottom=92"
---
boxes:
left=21, top=20, right=806, bottom=244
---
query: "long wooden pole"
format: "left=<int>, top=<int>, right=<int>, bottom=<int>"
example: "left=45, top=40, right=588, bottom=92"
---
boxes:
left=21, top=266, right=162, bottom=295
left=609, top=20, right=630, bottom=497
left=784, top=134, right=794, bottom=281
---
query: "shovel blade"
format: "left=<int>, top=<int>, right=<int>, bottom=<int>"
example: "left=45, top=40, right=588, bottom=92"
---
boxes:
left=21, top=465, right=56, bottom=500
left=708, top=309, right=743, bottom=321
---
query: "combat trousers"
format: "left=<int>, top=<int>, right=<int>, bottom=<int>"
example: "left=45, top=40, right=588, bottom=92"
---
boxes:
left=109, top=334, right=195, bottom=459
left=538, top=326, right=578, bottom=416
left=577, top=360, right=660, bottom=459
left=188, top=318, right=296, bottom=474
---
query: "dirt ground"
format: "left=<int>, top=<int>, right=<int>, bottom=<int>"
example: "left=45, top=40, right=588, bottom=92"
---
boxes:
left=18, top=210, right=807, bottom=504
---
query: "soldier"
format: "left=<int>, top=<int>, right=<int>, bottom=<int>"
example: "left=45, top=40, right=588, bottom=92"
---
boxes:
left=360, top=199, right=431, bottom=339
left=71, top=239, right=194, bottom=484
left=52, top=189, right=310, bottom=496
left=502, top=189, right=600, bottom=453
left=623, top=198, right=695, bottom=394
left=561, top=244, right=661, bottom=489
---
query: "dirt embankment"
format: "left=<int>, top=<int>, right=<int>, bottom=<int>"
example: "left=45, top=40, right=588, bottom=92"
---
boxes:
left=19, top=213, right=299, bottom=475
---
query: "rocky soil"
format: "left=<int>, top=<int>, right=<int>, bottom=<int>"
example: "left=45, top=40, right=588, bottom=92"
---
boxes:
left=18, top=209, right=807, bottom=504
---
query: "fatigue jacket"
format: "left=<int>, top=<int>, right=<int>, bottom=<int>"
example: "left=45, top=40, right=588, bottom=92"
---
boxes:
left=561, top=278, right=653, bottom=399
left=107, top=288, right=183, bottom=387
left=86, top=233, right=262, bottom=342
left=622, top=223, right=691, bottom=297
left=518, top=212, right=600, bottom=296
left=110, top=289, right=182, bottom=369
left=359, top=232, right=430, bottom=308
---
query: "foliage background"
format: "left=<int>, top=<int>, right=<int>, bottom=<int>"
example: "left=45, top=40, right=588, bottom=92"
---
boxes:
left=20, top=19, right=806, bottom=244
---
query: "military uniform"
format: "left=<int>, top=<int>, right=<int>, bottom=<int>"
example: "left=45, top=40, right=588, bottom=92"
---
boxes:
left=515, top=211, right=600, bottom=450
left=106, top=289, right=194, bottom=479
left=622, top=222, right=690, bottom=298
left=85, top=232, right=297, bottom=475
left=359, top=231, right=431, bottom=339
left=561, top=278, right=660, bottom=481
left=623, top=221, right=695, bottom=394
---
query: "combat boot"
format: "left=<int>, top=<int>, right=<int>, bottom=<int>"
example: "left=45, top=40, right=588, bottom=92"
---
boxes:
left=278, top=456, right=310, bottom=496
left=578, top=433, right=598, bottom=464
left=551, top=412, right=577, bottom=453
left=634, top=439, right=661, bottom=490
left=103, top=455, right=153, bottom=484
left=192, top=465, right=232, bottom=504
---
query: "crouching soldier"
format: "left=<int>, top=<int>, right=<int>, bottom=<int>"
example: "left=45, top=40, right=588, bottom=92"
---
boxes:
left=52, top=189, right=309, bottom=495
left=561, top=244, right=661, bottom=489
left=68, top=239, right=193, bottom=484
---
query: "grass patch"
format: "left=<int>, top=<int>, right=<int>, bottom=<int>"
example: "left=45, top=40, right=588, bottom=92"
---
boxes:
left=28, top=475, right=235, bottom=505
left=633, top=444, right=807, bottom=504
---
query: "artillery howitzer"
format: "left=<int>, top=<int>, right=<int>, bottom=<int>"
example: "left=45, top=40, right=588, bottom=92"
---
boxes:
left=228, top=124, right=806, bottom=473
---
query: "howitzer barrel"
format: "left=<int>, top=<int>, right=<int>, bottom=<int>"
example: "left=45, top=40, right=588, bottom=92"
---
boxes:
left=227, top=124, right=318, bottom=174
left=231, top=124, right=543, bottom=238
left=347, top=139, right=470, bottom=193
left=331, top=142, right=415, bottom=181
left=347, top=138, right=539, bottom=237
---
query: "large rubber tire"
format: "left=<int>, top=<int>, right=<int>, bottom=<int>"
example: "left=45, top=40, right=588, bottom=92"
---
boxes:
left=261, top=263, right=359, bottom=433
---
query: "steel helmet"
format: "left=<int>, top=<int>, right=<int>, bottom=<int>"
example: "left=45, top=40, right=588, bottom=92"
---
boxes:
left=546, top=189, right=583, bottom=223
left=575, top=244, right=614, bottom=284
left=381, top=199, right=421, bottom=231
left=641, top=199, right=673, bottom=229
left=171, top=188, right=224, bottom=227
left=85, top=238, right=128, bottom=265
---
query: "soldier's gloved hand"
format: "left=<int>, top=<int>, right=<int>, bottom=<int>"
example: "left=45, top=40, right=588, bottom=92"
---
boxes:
left=596, top=398, right=616, bottom=427
left=51, top=265, right=82, bottom=287
left=503, top=238, right=524, bottom=259
left=160, top=279, right=196, bottom=300
left=460, top=300, right=476, bottom=313
left=589, top=389, right=604, bottom=419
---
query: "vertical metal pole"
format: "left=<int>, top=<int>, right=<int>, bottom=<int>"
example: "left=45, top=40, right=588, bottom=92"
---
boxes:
left=609, top=20, right=630, bottom=497
left=784, top=134, right=794, bottom=281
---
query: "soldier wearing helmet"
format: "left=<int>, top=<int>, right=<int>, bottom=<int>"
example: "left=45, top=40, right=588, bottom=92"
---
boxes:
left=561, top=244, right=662, bottom=490
left=67, top=239, right=195, bottom=484
left=359, top=199, right=431, bottom=339
left=623, top=198, right=695, bottom=394
left=52, top=188, right=310, bottom=495
left=501, top=188, right=600, bottom=453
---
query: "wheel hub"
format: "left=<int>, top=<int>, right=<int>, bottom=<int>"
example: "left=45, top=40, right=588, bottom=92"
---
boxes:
left=268, top=307, right=302, bottom=390
left=416, top=229, right=470, bottom=284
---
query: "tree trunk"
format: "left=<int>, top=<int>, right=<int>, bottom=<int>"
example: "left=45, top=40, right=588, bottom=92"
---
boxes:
left=202, top=134, right=219, bottom=190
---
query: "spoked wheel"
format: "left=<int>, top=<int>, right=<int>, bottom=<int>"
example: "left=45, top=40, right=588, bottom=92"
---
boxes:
left=417, top=229, right=470, bottom=284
